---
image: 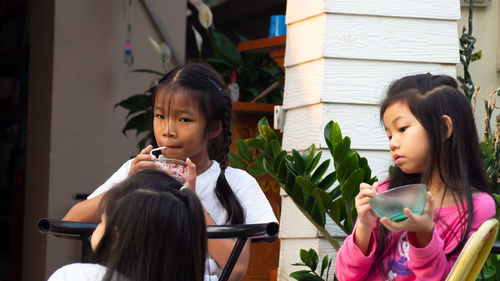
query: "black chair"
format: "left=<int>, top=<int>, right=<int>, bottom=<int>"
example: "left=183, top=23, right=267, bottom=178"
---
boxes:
left=491, top=241, right=500, bottom=254
left=38, top=219, right=278, bottom=281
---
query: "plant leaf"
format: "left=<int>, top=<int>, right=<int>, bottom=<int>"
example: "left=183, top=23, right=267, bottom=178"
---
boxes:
left=341, top=168, right=364, bottom=202
left=296, top=176, right=316, bottom=194
left=318, top=171, right=337, bottom=190
left=292, top=149, right=306, bottom=174
left=130, top=69, right=164, bottom=76
left=114, top=94, right=152, bottom=113
left=320, top=255, right=329, bottom=277
left=302, top=144, right=315, bottom=173
left=247, top=162, right=267, bottom=177
left=237, top=139, right=252, bottom=162
left=308, top=151, right=322, bottom=175
left=228, top=151, right=245, bottom=169
left=121, top=112, right=151, bottom=136
left=311, top=159, right=330, bottom=184
left=337, top=152, right=358, bottom=182
left=308, top=249, right=319, bottom=272
left=333, top=137, right=350, bottom=164
left=324, top=121, right=342, bottom=155
left=246, top=138, right=266, bottom=151
left=311, top=202, right=326, bottom=227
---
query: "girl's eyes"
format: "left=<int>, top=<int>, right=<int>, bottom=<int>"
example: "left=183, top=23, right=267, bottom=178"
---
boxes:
left=398, top=126, right=408, bottom=132
left=155, top=114, right=164, bottom=120
left=179, top=117, right=192, bottom=122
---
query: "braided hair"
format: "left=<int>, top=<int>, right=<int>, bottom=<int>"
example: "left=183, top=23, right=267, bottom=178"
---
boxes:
left=152, top=62, right=245, bottom=225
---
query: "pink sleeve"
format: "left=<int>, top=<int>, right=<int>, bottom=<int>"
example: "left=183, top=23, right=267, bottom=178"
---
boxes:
left=407, top=192, right=496, bottom=280
left=335, top=225, right=377, bottom=281
left=406, top=228, right=455, bottom=281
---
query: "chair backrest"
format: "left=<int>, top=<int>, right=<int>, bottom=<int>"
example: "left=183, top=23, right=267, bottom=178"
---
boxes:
left=445, top=218, right=499, bottom=281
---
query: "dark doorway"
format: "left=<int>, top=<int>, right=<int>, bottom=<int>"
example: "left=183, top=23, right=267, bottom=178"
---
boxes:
left=0, top=0, right=30, bottom=280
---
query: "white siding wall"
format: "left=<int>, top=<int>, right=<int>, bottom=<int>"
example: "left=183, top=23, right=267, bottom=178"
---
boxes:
left=278, top=0, right=460, bottom=279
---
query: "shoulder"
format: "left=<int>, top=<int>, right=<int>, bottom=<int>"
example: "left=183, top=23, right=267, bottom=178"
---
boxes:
left=48, top=263, right=107, bottom=281
left=472, top=192, right=496, bottom=223
left=224, top=166, right=257, bottom=186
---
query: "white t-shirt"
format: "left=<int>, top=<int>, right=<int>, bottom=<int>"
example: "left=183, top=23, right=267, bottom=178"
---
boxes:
left=88, top=159, right=278, bottom=280
left=48, top=263, right=107, bottom=281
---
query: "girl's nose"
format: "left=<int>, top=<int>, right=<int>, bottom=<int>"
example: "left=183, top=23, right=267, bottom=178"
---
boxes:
left=162, top=120, right=176, bottom=137
left=389, top=137, right=399, bottom=150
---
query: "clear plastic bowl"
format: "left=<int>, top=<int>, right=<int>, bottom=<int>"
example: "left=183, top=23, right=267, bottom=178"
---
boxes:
left=156, top=155, right=189, bottom=183
left=368, top=183, right=428, bottom=222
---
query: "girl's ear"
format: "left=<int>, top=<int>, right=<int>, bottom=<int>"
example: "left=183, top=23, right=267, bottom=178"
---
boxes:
left=209, top=120, right=223, bottom=139
left=441, top=115, right=453, bottom=140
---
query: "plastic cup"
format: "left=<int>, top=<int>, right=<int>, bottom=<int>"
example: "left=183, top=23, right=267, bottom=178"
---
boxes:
left=156, top=155, right=189, bottom=183
left=368, top=183, right=428, bottom=222
left=150, top=147, right=189, bottom=183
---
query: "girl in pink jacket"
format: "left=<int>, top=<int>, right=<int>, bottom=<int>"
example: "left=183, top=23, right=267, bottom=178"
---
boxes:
left=335, top=74, right=496, bottom=281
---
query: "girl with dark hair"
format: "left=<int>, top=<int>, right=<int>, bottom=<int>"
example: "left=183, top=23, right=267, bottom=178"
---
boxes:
left=49, top=169, right=207, bottom=281
left=63, top=62, right=277, bottom=281
left=335, top=74, right=496, bottom=280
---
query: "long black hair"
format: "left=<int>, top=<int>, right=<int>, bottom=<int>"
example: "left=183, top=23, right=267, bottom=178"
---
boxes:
left=152, top=62, right=245, bottom=225
left=375, top=74, right=492, bottom=276
left=92, top=169, right=207, bottom=281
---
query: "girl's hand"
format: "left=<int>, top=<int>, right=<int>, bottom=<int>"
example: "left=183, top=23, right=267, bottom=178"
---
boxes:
left=355, top=182, right=380, bottom=230
left=182, top=158, right=197, bottom=192
left=128, top=145, right=158, bottom=176
left=379, top=192, right=435, bottom=247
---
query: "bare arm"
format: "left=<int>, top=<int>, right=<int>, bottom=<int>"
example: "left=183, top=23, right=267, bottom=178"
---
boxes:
left=204, top=210, right=250, bottom=281
left=62, top=193, right=104, bottom=223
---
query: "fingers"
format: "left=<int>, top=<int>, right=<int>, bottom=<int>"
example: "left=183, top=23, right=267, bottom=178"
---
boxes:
left=424, top=192, right=435, bottom=213
left=140, top=144, right=154, bottom=154
left=356, top=183, right=377, bottom=201
left=183, top=158, right=197, bottom=192
left=380, top=217, right=406, bottom=233
left=129, top=145, right=158, bottom=176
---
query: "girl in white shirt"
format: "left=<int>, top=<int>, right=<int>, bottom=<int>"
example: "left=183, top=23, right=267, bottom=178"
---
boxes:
left=64, top=63, right=277, bottom=281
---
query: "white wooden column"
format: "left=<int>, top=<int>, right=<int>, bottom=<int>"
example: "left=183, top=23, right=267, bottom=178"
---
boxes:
left=278, top=0, right=460, bottom=279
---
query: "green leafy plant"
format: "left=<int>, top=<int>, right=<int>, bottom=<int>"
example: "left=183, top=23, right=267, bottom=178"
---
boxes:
left=229, top=117, right=377, bottom=278
left=205, top=29, right=284, bottom=103
left=290, top=249, right=333, bottom=281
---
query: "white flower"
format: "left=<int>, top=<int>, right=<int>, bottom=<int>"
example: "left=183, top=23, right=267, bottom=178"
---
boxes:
left=148, top=36, right=162, bottom=56
left=192, top=26, right=203, bottom=53
left=149, top=36, right=172, bottom=71
left=197, top=3, right=213, bottom=29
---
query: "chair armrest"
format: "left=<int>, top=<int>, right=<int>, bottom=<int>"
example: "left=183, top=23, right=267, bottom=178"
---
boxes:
left=38, top=218, right=279, bottom=281
left=38, top=218, right=278, bottom=241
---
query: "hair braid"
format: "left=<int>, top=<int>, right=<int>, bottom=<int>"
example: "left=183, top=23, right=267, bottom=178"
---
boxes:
left=214, top=94, right=245, bottom=225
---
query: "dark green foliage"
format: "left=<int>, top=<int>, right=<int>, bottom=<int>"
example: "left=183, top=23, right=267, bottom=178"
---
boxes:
left=228, top=117, right=378, bottom=242
left=290, top=249, right=333, bottom=281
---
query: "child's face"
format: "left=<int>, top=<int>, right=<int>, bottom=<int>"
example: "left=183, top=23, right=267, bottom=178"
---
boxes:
left=383, top=101, right=429, bottom=174
left=153, top=90, right=213, bottom=163
left=91, top=214, right=106, bottom=251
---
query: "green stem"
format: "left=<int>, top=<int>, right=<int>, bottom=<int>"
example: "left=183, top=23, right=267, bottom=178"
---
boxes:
left=293, top=202, right=342, bottom=251
left=343, top=198, right=355, bottom=232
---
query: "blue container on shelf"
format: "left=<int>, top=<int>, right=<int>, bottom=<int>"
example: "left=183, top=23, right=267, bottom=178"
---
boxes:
left=269, top=15, right=286, bottom=37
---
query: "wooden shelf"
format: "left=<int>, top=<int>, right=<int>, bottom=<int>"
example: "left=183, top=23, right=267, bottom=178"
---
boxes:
left=237, top=35, right=286, bottom=72
left=232, top=101, right=276, bottom=113
left=237, top=35, right=286, bottom=53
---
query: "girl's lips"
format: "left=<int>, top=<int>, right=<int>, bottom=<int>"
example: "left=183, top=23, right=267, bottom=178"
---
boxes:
left=393, top=155, right=404, bottom=165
